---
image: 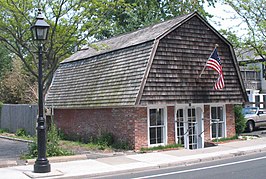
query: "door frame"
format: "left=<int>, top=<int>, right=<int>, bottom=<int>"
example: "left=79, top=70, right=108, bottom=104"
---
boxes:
left=175, top=104, right=204, bottom=149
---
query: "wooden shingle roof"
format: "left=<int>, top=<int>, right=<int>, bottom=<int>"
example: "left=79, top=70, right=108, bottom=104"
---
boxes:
left=46, top=12, right=247, bottom=108
left=62, top=13, right=193, bottom=63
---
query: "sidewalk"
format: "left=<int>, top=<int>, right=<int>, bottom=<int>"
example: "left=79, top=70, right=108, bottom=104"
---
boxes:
left=1, top=137, right=266, bottom=179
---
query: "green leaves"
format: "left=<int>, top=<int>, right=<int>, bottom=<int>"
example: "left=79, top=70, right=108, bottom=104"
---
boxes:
left=223, top=0, right=265, bottom=61
left=0, top=0, right=216, bottom=94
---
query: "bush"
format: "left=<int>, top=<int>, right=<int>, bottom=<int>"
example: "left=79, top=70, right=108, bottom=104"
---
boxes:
left=234, top=105, right=246, bottom=135
left=26, top=120, right=73, bottom=158
left=16, top=128, right=27, bottom=136
left=0, top=128, right=9, bottom=133
left=112, top=140, right=132, bottom=150
left=97, top=132, right=114, bottom=147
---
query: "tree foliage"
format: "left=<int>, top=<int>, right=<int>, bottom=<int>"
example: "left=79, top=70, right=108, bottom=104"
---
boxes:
left=0, top=58, right=37, bottom=104
left=101, top=0, right=217, bottom=38
left=0, top=44, right=12, bottom=79
left=0, top=0, right=216, bottom=95
left=222, top=0, right=265, bottom=61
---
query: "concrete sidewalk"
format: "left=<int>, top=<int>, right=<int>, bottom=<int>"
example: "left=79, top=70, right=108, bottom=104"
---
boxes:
left=1, top=137, right=266, bottom=179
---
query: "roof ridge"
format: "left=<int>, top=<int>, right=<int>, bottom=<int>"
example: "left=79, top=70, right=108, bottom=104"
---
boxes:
left=62, top=12, right=195, bottom=63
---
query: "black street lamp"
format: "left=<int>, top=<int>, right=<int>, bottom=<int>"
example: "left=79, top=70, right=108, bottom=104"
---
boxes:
left=31, top=9, right=51, bottom=173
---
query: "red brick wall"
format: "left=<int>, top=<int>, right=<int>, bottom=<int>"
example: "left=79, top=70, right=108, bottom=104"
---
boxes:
left=204, top=105, right=211, bottom=140
left=54, top=107, right=147, bottom=149
left=54, top=104, right=236, bottom=150
left=133, top=107, right=147, bottom=150
left=226, top=104, right=236, bottom=138
left=167, top=106, right=175, bottom=145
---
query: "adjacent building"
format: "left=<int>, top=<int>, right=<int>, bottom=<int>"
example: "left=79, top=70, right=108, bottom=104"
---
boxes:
left=238, top=50, right=266, bottom=108
left=46, top=12, right=247, bottom=150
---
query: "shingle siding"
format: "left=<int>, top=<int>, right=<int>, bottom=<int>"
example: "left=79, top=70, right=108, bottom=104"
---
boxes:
left=46, top=13, right=246, bottom=108
left=46, top=41, right=154, bottom=108
left=140, top=16, right=245, bottom=105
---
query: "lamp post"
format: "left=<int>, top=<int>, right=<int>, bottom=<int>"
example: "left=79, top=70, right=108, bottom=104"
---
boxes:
left=31, top=9, right=51, bottom=173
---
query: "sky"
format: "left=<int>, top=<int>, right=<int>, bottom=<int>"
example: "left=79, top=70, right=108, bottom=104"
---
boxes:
left=204, top=1, right=247, bottom=35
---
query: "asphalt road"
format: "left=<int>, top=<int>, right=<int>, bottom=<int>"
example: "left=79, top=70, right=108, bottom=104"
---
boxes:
left=242, top=127, right=266, bottom=137
left=97, top=151, right=266, bottom=179
left=0, top=138, right=29, bottom=161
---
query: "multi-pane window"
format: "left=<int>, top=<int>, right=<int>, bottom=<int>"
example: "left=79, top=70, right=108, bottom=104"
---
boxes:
left=149, top=108, right=165, bottom=145
left=211, top=106, right=225, bottom=139
left=176, top=109, right=184, bottom=145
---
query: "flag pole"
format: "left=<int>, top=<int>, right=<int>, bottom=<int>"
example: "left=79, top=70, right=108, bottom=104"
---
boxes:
left=199, top=44, right=219, bottom=78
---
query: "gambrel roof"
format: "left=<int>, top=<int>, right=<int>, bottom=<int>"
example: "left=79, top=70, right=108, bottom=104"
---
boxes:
left=46, top=12, right=247, bottom=108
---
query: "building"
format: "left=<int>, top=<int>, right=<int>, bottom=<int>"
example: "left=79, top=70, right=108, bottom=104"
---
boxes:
left=46, top=12, right=247, bottom=150
left=238, top=49, right=266, bottom=108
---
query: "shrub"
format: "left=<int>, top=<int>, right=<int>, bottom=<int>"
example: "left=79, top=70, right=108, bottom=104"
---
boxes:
left=112, top=140, right=132, bottom=150
left=97, top=132, right=114, bottom=147
left=0, top=128, right=9, bottom=133
left=16, top=128, right=27, bottom=136
left=26, top=120, right=73, bottom=158
left=234, top=105, right=246, bottom=135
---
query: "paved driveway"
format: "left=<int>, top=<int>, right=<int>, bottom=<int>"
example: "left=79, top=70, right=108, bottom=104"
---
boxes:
left=242, top=127, right=266, bottom=137
left=0, top=138, right=29, bottom=161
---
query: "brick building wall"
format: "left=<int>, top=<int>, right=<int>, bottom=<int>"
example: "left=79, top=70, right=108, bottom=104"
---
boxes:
left=167, top=106, right=175, bottom=145
left=204, top=105, right=211, bottom=141
left=54, top=104, right=236, bottom=150
left=226, top=104, right=236, bottom=138
left=54, top=107, right=147, bottom=149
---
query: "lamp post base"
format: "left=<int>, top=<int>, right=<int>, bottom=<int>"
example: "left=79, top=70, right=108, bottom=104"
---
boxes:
left=34, top=159, right=51, bottom=173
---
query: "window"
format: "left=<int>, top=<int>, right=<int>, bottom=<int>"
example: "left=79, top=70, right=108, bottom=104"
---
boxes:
left=149, top=108, right=166, bottom=145
left=255, top=96, right=260, bottom=108
left=211, top=106, right=225, bottom=139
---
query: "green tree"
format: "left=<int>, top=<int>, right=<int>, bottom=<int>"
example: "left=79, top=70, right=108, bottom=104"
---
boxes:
left=222, top=0, right=265, bottom=61
left=101, top=0, right=217, bottom=38
left=0, top=44, right=12, bottom=79
left=0, top=58, right=37, bottom=103
left=0, top=0, right=127, bottom=93
left=0, top=0, right=216, bottom=94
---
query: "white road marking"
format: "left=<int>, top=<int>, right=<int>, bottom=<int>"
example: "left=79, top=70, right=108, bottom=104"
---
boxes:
left=133, top=156, right=266, bottom=179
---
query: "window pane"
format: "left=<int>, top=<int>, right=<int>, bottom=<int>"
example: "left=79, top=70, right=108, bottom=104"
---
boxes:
left=150, top=109, right=157, bottom=126
left=158, top=109, right=164, bottom=125
left=157, top=127, right=163, bottom=143
left=150, top=128, right=156, bottom=144
left=211, top=123, right=216, bottom=138
left=218, top=107, right=223, bottom=121
left=211, top=107, right=217, bottom=119
left=218, top=123, right=223, bottom=137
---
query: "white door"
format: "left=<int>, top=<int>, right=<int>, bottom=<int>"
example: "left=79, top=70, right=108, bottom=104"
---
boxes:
left=175, top=106, right=204, bottom=149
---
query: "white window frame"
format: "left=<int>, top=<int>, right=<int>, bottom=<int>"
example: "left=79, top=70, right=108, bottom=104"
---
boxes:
left=210, top=104, right=226, bottom=139
left=147, top=106, right=167, bottom=147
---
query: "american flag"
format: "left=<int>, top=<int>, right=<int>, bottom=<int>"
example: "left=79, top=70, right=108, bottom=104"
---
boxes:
left=206, top=48, right=225, bottom=90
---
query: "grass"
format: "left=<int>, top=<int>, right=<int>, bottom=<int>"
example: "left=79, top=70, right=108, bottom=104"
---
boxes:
left=59, top=140, right=113, bottom=152
left=211, top=135, right=239, bottom=143
left=140, top=143, right=183, bottom=153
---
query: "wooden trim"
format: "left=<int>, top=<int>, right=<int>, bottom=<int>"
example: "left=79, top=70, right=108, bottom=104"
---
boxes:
left=135, top=40, right=160, bottom=105
left=229, top=45, right=249, bottom=102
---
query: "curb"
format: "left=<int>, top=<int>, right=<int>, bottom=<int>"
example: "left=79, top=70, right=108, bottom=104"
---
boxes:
left=56, top=145, right=266, bottom=179
left=26, top=154, right=88, bottom=165
left=0, top=160, right=17, bottom=168
left=0, top=135, right=33, bottom=143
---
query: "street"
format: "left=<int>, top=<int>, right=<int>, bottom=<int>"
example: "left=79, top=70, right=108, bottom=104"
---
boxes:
left=97, top=151, right=266, bottom=179
left=0, top=138, right=28, bottom=161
